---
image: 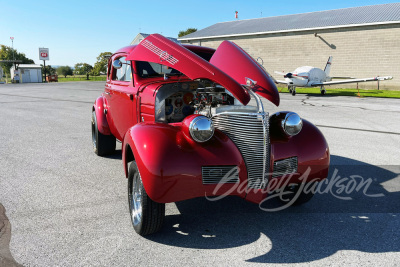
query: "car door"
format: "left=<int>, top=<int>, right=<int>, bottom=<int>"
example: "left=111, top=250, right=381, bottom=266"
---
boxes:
left=106, top=55, right=137, bottom=141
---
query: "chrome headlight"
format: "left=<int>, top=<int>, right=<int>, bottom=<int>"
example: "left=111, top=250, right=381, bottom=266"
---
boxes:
left=282, top=112, right=303, bottom=136
left=189, top=116, right=214, bottom=142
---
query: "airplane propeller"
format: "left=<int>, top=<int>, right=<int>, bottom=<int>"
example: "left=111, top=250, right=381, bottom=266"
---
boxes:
left=274, top=71, right=301, bottom=79
left=274, top=71, right=286, bottom=76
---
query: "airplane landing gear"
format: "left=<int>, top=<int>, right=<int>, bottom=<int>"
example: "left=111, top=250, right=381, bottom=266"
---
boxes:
left=320, top=86, right=326, bottom=95
left=289, top=86, right=296, bottom=96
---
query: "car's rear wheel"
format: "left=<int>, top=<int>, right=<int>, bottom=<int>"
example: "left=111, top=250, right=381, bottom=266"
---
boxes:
left=279, top=182, right=316, bottom=206
left=128, top=161, right=165, bottom=236
left=91, top=111, right=116, bottom=156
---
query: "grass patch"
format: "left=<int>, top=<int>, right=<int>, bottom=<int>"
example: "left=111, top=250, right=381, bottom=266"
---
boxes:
left=57, top=75, right=107, bottom=82
left=278, top=87, right=400, bottom=98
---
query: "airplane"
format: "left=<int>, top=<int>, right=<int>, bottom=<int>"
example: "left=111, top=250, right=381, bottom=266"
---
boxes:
left=272, top=56, right=393, bottom=96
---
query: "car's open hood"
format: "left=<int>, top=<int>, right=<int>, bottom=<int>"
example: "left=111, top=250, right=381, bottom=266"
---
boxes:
left=210, top=41, right=279, bottom=106
left=126, top=34, right=280, bottom=106
left=126, top=34, right=250, bottom=105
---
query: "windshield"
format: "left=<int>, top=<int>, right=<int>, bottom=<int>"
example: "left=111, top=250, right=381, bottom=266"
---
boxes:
left=136, top=61, right=182, bottom=78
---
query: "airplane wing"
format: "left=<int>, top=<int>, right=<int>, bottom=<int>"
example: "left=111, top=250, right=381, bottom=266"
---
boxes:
left=312, top=76, right=393, bottom=86
left=330, top=76, right=356, bottom=79
left=275, top=79, right=290, bottom=84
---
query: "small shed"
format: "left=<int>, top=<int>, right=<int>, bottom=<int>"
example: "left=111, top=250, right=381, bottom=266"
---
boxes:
left=11, top=64, right=42, bottom=83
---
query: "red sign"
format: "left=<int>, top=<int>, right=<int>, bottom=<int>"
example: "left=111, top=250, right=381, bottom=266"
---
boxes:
left=39, top=48, right=49, bottom=60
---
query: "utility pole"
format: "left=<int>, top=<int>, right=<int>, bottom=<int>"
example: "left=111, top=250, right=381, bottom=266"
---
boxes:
left=10, top=37, right=15, bottom=69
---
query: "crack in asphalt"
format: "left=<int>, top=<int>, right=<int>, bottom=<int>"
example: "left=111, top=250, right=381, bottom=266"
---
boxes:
left=316, top=124, right=400, bottom=135
left=9, top=196, right=125, bottom=219
left=1, top=87, right=102, bottom=92
left=301, top=96, right=400, bottom=113
left=0, top=100, right=53, bottom=104
left=0, top=93, right=93, bottom=104
left=301, top=96, right=316, bottom=107
left=0, top=204, right=23, bottom=267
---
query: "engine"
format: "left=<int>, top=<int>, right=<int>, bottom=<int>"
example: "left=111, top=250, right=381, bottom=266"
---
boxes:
left=155, top=80, right=235, bottom=123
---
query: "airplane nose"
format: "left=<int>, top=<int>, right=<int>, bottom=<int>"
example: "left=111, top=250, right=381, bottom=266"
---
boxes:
left=284, top=73, right=293, bottom=78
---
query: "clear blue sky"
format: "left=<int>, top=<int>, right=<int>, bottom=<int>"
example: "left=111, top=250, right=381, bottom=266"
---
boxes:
left=0, top=0, right=397, bottom=67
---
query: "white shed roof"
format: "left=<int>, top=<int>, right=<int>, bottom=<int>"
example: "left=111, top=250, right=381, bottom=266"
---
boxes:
left=17, top=64, right=42, bottom=69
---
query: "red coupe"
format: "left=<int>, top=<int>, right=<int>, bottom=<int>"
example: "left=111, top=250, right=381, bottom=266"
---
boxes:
left=92, top=34, right=329, bottom=235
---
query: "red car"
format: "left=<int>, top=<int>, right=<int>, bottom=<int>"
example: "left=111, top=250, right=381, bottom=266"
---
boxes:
left=92, top=34, right=329, bottom=235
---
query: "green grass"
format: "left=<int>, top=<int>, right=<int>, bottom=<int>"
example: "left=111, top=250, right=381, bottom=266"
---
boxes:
left=57, top=75, right=107, bottom=82
left=278, top=87, right=400, bottom=98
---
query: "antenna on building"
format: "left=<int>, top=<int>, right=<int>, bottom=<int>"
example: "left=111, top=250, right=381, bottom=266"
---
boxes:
left=235, top=11, right=238, bottom=19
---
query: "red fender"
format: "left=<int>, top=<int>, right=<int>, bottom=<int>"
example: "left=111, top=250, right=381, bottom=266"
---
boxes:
left=269, top=119, right=330, bottom=179
left=93, top=96, right=111, bottom=135
left=122, top=122, right=248, bottom=203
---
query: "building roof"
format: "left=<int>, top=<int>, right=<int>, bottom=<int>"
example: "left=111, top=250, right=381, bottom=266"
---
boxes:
left=16, top=64, right=42, bottom=69
left=179, top=3, right=400, bottom=40
left=131, top=33, right=180, bottom=45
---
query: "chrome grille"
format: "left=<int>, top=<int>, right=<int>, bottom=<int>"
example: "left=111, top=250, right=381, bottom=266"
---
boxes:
left=202, top=166, right=239, bottom=184
left=272, top=157, right=298, bottom=178
left=212, top=112, right=269, bottom=189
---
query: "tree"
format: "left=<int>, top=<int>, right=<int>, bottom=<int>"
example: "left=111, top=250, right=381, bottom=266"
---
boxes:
left=92, top=52, right=112, bottom=76
left=56, top=66, right=73, bottom=78
left=74, top=63, right=93, bottom=75
left=0, top=45, right=34, bottom=75
left=178, top=28, right=197, bottom=37
left=41, top=65, right=56, bottom=75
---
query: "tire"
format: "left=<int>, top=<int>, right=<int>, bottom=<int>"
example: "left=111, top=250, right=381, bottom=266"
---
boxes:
left=278, top=182, right=316, bottom=206
left=128, top=162, right=165, bottom=236
left=92, top=111, right=116, bottom=156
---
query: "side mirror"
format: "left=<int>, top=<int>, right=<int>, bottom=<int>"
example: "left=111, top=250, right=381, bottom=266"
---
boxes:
left=112, top=59, right=122, bottom=69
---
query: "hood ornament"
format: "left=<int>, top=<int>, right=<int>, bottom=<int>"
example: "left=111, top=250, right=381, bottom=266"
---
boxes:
left=245, top=77, right=257, bottom=88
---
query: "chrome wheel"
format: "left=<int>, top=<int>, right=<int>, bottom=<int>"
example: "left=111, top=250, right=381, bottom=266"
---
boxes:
left=127, top=162, right=165, bottom=236
left=91, top=112, right=97, bottom=149
left=91, top=110, right=116, bottom=156
left=131, top=173, right=142, bottom=226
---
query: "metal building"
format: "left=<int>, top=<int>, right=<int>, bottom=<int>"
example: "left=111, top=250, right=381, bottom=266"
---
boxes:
left=10, top=64, right=42, bottom=83
left=179, top=3, right=400, bottom=89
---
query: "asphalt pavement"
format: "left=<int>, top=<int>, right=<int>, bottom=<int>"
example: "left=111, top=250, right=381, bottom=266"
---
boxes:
left=0, top=82, right=399, bottom=266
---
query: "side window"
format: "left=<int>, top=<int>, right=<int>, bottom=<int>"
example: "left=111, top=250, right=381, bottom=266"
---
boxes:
left=136, top=61, right=181, bottom=78
left=112, top=57, right=132, bottom=82
left=125, top=64, right=132, bottom=82
left=107, top=58, right=112, bottom=80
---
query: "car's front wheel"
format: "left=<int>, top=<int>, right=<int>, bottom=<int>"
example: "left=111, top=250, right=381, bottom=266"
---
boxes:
left=91, top=111, right=116, bottom=156
left=128, top=161, right=165, bottom=236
